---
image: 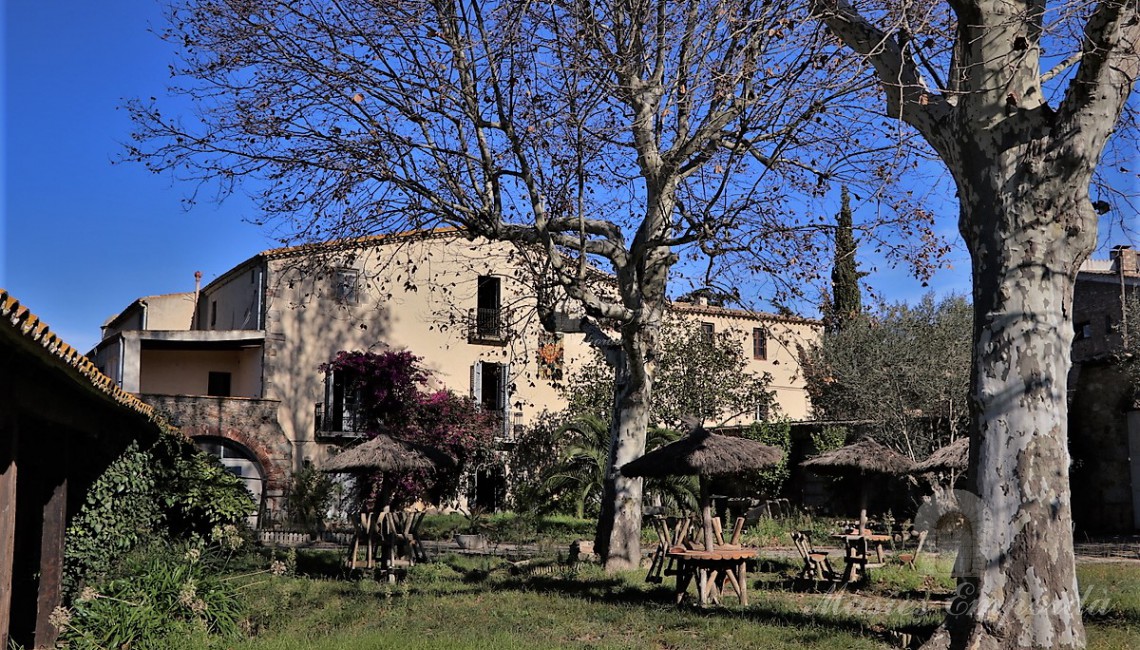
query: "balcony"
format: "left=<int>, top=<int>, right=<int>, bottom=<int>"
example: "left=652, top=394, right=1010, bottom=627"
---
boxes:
left=314, top=402, right=367, bottom=440
left=467, top=307, right=512, bottom=345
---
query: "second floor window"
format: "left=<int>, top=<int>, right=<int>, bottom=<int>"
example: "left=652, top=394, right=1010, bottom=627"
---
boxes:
left=322, top=369, right=361, bottom=433
left=334, top=269, right=359, bottom=304
left=471, top=361, right=510, bottom=413
left=207, top=371, right=232, bottom=397
left=753, top=327, right=768, bottom=360
left=701, top=322, right=715, bottom=342
left=475, top=275, right=502, bottom=337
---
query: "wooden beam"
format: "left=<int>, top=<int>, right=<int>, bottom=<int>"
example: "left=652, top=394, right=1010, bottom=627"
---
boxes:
left=0, top=419, right=17, bottom=649
left=33, top=435, right=66, bottom=650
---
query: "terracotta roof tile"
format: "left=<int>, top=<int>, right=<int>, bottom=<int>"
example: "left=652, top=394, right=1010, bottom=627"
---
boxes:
left=1, top=288, right=174, bottom=432
left=669, top=301, right=820, bottom=326
left=260, top=226, right=461, bottom=260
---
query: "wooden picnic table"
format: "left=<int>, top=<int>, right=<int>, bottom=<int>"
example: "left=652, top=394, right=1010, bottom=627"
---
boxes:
left=831, top=532, right=891, bottom=581
left=665, top=547, right=758, bottom=606
left=348, top=509, right=427, bottom=570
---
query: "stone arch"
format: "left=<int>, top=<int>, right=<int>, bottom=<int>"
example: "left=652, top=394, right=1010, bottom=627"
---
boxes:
left=193, top=434, right=269, bottom=511
left=183, top=423, right=290, bottom=494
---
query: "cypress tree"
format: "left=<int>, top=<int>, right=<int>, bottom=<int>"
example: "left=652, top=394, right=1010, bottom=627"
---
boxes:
left=829, top=186, right=864, bottom=331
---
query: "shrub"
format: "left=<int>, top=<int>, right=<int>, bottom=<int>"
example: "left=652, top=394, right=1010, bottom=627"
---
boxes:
left=64, top=442, right=161, bottom=596
left=151, top=436, right=255, bottom=539
left=64, top=433, right=254, bottom=596
left=59, top=540, right=245, bottom=649
left=283, top=465, right=337, bottom=533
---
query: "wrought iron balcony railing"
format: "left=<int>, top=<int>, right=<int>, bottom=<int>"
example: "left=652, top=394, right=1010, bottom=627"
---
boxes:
left=467, top=307, right=511, bottom=344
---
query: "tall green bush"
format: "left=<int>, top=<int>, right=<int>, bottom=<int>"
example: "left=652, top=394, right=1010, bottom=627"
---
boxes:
left=64, top=442, right=160, bottom=595
left=283, top=465, right=337, bottom=533
left=740, top=419, right=793, bottom=498
left=150, top=435, right=255, bottom=539
left=64, top=433, right=253, bottom=596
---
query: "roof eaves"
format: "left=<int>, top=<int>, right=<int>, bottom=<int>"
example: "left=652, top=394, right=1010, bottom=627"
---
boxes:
left=261, top=226, right=463, bottom=261
left=1, top=288, right=176, bottom=434
left=668, top=301, right=821, bottom=326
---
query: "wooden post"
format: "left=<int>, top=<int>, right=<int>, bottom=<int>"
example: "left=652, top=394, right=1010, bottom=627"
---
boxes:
left=699, top=478, right=714, bottom=552
left=34, top=434, right=67, bottom=649
left=858, top=473, right=869, bottom=534
left=0, top=420, right=17, bottom=649
left=737, top=560, right=748, bottom=606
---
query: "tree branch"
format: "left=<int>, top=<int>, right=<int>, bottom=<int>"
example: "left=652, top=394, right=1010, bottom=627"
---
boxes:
left=811, top=0, right=953, bottom=154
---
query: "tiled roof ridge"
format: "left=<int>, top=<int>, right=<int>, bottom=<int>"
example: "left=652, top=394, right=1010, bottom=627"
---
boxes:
left=1, top=288, right=175, bottom=431
left=261, top=226, right=462, bottom=260
left=669, top=300, right=819, bottom=325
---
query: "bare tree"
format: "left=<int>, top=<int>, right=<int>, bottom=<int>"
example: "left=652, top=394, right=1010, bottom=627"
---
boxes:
left=127, top=0, right=883, bottom=570
left=811, top=1, right=1140, bottom=647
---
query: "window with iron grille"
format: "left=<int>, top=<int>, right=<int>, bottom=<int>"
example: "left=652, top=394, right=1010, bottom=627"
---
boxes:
left=475, top=275, right=502, bottom=337
left=321, top=369, right=362, bottom=433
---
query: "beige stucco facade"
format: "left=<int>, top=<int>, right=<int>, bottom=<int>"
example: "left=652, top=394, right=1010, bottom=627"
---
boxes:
left=93, top=230, right=820, bottom=505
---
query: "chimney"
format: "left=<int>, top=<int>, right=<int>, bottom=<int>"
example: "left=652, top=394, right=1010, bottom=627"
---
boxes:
left=1111, top=246, right=1138, bottom=276
left=191, top=271, right=203, bottom=329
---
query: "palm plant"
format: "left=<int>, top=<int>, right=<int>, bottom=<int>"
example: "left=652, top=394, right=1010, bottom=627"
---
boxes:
left=539, top=415, right=697, bottom=518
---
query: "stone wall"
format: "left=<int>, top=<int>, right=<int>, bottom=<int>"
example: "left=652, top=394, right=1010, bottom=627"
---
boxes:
left=141, top=394, right=292, bottom=496
left=1068, top=361, right=1136, bottom=533
left=1072, top=276, right=1130, bottom=362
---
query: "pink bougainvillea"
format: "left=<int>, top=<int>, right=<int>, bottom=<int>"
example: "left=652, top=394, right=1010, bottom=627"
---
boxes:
left=322, top=351, right=497, bottom=507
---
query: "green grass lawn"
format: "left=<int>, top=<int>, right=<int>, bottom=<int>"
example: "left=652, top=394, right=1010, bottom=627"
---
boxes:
left=156, top=552, right=1139, bottom=650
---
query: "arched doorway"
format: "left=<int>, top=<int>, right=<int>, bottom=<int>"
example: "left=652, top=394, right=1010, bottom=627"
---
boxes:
left=194, top=436, right=267, bottom=527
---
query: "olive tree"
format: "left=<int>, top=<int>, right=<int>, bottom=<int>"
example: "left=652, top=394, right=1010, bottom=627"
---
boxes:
left=802, top=293, right=972, bottom=459
left=812, top=1, right=1140, bottom=647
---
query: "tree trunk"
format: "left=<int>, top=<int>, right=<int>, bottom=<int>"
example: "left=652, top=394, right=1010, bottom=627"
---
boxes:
left=594, top=319, right=658, bottom=571
left=923, top=173, right=1095, bottom=649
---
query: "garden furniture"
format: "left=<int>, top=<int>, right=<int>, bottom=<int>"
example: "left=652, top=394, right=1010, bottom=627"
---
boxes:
left=831, top=532, right=892, bottom=582
left=665, top=547, right=758, bottom=606
left=791, top=531, right=838, bottom=581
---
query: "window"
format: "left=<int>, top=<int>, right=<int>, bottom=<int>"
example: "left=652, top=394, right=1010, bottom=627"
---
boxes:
left=1074, top=320, right=1092, bottom=340
left=321, top=369, right=361, bottom=433
left=471, top=361, right=510, bottom=412
left=207, top=371, right=232, bottom=397
left=755, top=402, right=770, bottom=422
left=476, top=276, right=502, bottom=337
left=210, top=300, right=218, bottom=327
left=700, top=322, right=715, bottom=342
left=471, top=361, right=512, bottom=438
left=752, top=327, right=768, bottom=360
left=334, top=269, right=359, bottom=304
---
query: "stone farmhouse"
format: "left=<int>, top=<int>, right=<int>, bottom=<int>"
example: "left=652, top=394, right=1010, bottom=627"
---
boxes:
left=1068, top=245, right=1140, bottom=532
left=90, top=229, right=820, bottom=514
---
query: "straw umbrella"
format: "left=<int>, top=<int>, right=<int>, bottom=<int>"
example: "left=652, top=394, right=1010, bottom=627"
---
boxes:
left=914, top=437, right=968, bottom=474
left=324, top=433, right=453, bottom=568
left=621, top=425, right=783, bottom=552
left=323, top=432, right=453, bottom=474
left=800, top=438, right=915, bottom=534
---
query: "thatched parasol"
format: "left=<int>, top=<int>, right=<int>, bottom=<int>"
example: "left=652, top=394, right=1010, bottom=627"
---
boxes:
left=322, top=433, right=453, bottom=474
left=323, top=433, right=453, bottom=570
left=801, top=438, right=915, bottom=534
left=622, top=425, right=783, bottom=551
left=913, top=437, right=968, bottom=474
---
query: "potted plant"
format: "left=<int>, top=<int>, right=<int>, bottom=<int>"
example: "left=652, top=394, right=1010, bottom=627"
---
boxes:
left=454, top=507, right=489, bottom=551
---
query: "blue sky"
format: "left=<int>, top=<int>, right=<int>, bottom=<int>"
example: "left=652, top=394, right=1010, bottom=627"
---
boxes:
left=21, top=0, right=1131, bottom=356
left=3, top=1, right=277, bottom=353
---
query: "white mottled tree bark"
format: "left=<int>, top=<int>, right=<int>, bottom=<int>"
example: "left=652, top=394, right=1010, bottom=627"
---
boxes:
left=815, top=0, right=1140, bottom=647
